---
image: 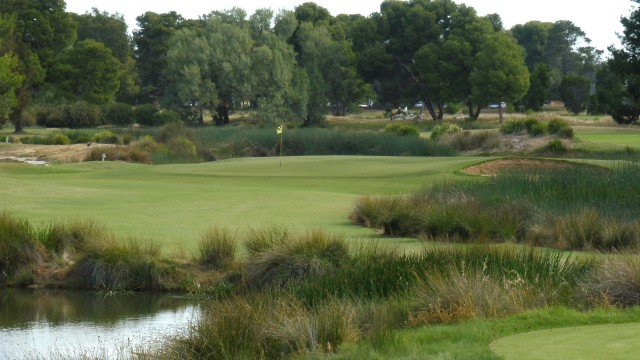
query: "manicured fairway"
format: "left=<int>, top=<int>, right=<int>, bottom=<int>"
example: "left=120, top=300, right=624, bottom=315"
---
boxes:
left=574, top=126, right=640, bottom=149
left=491, top=323, right=640, bottom=360
left=0, top=156, right=489, bottom=253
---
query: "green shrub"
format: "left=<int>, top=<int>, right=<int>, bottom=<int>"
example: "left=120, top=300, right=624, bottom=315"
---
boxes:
left=444, top=103, right=463, bottom=115
left=430, top=122, right=462, bottom=141
left=134, top=104, right=159, bottom=126
left=152, top=110, right=181, bottom=126
left=385, top=123, right=420, bottom=137
left=524, top=118, right=547, bottom=136
left=104, top=102, right=134, bottom=126
left=198, top=227, right=237, bottom=270
left=62, top=102, right=103, bottom=128
left=547, top=118, right=574, bottom=138
left=93, top=130, right=119, bottom=144
left=48, top=133, right=70, bottom=145
left=35, top=105, right=65, bottom=128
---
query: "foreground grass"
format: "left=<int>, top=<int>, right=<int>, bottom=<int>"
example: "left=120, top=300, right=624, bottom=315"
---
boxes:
left=0, top=156, right=489, bottom=253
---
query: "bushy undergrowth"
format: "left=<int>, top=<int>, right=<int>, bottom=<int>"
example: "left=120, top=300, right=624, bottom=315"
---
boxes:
left=500, top=117, right=573, bottom=139
left=196, top=127, right=456, bottom=159
left=439, top=130, right=501, bottom=152
left=582, top=254, right=640, bottom=307
left=384, top=123, right=420, bottom=137
left=430, top=122, right=462, bottom=141
left=353, top=162, right=640, bottom=251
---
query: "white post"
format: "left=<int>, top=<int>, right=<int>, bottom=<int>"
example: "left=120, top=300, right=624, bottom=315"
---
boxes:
left=102, top=153, right=106, bottom=161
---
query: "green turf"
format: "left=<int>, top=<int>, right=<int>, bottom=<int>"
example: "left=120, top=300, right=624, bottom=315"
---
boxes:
left=0, top=156, right=489, bottom=253
left=491, top=322, right=640, bottom=360
left=573, top=126, right=640, bottom=149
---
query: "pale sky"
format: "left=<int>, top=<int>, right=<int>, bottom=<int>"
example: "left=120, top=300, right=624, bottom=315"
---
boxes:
left=65, top=0, right=634, bottom=53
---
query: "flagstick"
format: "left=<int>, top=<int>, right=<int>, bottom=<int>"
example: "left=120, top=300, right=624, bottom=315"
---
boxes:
left=279, top=130, right=283, bottom=167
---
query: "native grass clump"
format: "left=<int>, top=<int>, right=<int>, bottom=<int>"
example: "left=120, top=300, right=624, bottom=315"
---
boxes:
left=353, top=162, right=640, bottom=251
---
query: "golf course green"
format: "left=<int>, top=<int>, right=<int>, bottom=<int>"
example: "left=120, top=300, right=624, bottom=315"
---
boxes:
left=0, top=155, right=489, bottom=252
left=491, top=322, right=640, bottom=360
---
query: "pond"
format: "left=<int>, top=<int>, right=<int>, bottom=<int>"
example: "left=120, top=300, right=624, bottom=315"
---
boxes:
left=0, top=289, right=201, bottom=359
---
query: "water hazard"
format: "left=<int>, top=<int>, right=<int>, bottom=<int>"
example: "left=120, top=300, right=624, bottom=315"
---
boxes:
left=0, top=289, right=201, bottom=359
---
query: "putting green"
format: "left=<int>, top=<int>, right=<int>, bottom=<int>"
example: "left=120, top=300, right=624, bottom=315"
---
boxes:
left=0, top=156, right=489, bottom=253
left=491, top=322, right=640, bottom=360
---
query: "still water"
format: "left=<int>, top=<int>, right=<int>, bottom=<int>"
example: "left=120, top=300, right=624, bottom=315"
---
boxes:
left=0, top=289, right=201, bottom=359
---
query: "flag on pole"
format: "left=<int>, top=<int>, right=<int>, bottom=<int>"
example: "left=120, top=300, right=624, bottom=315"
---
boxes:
left=276, top=125, right=283, bottom=134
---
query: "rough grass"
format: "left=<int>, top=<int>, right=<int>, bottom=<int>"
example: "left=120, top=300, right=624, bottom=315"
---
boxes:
left=198, top=227, right=237, bottom=270
left=353, top=162, right=640, bottom=250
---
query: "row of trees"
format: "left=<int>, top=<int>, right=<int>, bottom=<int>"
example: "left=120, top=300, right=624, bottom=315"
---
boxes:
left=1, top=0, right=639, bottom=131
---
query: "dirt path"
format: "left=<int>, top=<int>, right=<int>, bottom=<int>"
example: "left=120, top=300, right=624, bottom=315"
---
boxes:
left=0, top=143, right=118, bottom=164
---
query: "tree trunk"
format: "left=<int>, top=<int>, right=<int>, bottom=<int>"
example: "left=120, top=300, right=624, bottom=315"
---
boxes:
left=498, top=104, right=504, bottom=123
left=216, top=104, right=230, bottom=125
left=437, top=103, right=444, bottom=120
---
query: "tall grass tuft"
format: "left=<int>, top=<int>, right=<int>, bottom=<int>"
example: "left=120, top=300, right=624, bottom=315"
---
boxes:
left=0, top=211, right=45, bottom=284
left=66, top=238, right=167, bottom=291
left=244, top=224, right=292, bottom=257
left=198, top=227, right=237, bottom=270
left=37, top=219, right=110, bottom=254
left=582, top=254, right=640, bottom=307
left=245, top=230, right=350, bottom=289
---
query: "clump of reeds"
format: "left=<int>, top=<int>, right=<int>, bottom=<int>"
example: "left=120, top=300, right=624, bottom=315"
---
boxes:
left=245, top=229, right=349, bottom=289
left=0, top=211, right=45, bottom=284
left=197, top=226, right=237, bottom=270
left=582, top=253, right=640, bottom=307
left=37, top=219, right=110, bottom=254
left=65, top=238, right=166, bottom=291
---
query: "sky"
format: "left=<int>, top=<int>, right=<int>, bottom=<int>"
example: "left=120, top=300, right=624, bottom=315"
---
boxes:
left=65, top=0, right=635, bottom=53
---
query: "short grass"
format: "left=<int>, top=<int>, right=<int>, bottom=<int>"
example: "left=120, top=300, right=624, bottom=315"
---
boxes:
left=492, top=322, right=640, bottom=360
left=329, top=306, right=640, bottom=359
left=0, top=156, right=489, bottom=253
left=573, top=126, right=640, bottom=150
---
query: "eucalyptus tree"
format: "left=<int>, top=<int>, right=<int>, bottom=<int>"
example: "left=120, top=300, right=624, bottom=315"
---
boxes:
left=133, top=11, right=185, bottom=103
left=0, top=0, right=76, bottom=132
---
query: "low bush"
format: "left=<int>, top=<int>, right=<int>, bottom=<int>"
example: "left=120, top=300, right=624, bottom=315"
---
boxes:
left=93, top=130, right=119, bottom=144
left=430, top=122, right=462, bottom=141
left=134, top=104, right=159, bottom=126
left=152, top=110, right=181, bottom=126
left=104, top=102, right=134, bottom=126
left=37, top=219, right=111, bottom=254
left=198, top=227, right=237, bottom=270
left=61, top=102, right=103, bottom=128
left=48, top=133, right=70, bottom=145
left=500, top=117, right=547, bottom=136
left=384, top=123, right=420, bottom=137
left=547, top=117, right=574, bottom=139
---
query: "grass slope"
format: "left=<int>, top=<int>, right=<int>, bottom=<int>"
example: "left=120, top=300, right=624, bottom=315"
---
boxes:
left=0, top=156, right=488, bottom=253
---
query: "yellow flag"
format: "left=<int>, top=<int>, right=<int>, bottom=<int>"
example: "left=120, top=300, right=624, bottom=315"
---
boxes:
left=276, top=125, right=283, bottom=134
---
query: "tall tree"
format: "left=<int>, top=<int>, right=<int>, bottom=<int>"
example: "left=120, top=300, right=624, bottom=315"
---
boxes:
left=133, top=11, right=184, bottom=103
left=603, top=0, right=640, bottom=124
left=0, top=0, right=76, bottom=132
left=560, top=76, right=591, bottom=114
left=470, top=32, right=530, bottom=122
left=48, top=39, right=121, bottom=104
left=73, top=9, right=138, bottom=102
left=0, top=53, right=24, bottom=125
